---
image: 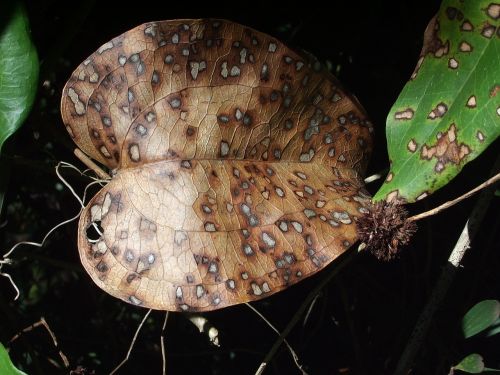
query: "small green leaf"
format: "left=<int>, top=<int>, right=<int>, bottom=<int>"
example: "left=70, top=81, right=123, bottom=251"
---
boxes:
left=0, top=1, right=39, bottom=152
left=0, top=342, right=28, bottom=375
left=462, top=300, right=500, bottom=339
left=454, top=353, right=485, bottom=373
left=374, top=0, right=500, bottom=202
left=484, top=318, right=500, bottom=337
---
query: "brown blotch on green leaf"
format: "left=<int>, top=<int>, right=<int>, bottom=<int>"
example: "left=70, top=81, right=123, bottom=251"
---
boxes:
left=394, top=108, right=414, bottom=120
left=356, top=201, right=417, bottom=261
left=420, top=123, right=471, bottom=173
left=486, top=3, right=500, bottom=20
left=421, top=16, right=451, bottom=58
left=490, top=84, right=499, bottom=97
left=461, top=20, right=474, bottom=31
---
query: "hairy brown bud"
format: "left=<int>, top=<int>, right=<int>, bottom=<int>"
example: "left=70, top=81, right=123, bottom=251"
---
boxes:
left=356, top=201, right=417, bottom=261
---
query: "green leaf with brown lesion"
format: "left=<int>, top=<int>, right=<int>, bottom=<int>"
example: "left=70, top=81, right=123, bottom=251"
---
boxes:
left=373, top=1, right=500, bottom=203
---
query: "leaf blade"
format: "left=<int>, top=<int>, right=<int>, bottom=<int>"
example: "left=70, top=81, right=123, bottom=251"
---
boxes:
left=374, top=0, right=500, bottom=202
left=462, top=299, right=500, bottom=339
left=0, top=343, right=28, bottom=375
left=0, top=1, right=39, bottom=152
left=454, top=353, right=485, bottom=374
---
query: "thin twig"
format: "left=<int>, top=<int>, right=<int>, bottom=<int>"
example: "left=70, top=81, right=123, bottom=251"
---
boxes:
left=408, top=172, right=500, bottom=222
left=74, top=148, right=111, bottom=180
left=9, top=317, right=70, bottom=368
left=161, top=312, right=169, bottom=375
left=394, top=156, right=500, bottom=375
left=0, top=162, right=105, bottom=299
left=364, top=168, right=389, bottom=184
left=254, top=250, right=354, bottom=374
left=302, top=294, right=320, bottom=328
left=109, top=309, right=152, bottom=375
left=364, top=173, right=382, bottom=184
left=0, top=272, right=20, bottom=300
left=245, top=303, right=307, bottom=375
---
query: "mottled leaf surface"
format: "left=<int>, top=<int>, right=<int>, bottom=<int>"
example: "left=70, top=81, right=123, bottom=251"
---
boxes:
left=61, top=19, right=373, bottom=311
left=0, top=2, right=39, bottom=151
left=374, top=1, right=500, bottom=203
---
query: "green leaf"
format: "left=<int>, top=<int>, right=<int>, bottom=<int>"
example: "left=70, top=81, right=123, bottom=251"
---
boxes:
left=0, top=1, right=39, bottom=152
left=454, top=353, right=485, bottom=373
left=373, top=0, right=500, bottom=202
left=462, top=300, right=500, bottom=339
left=0, top=342, right=28, bottom=375
left=0, top=2, right=38, bottom=216
left=484, top=317, right=500, bottom=337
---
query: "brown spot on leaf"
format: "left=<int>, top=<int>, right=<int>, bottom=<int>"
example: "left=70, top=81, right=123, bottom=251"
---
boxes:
left=461, top=20, right=474, bottom=31
left=486, top=3, right=500, bottom=20
left=481, top=23, right=495, bottom=38
left=466, top=95, right=477, bottom=108
left=446, top=7, right=459, bottom=20
left=420, top=123, right=471, bottom=173
left=421, top=16, right=450, bottom=58
left=428, top=102, right=448, bottom=119
left=407, top=139, right=418, bottom=153
left=394, top=108, right=414, bottom=120
left=490, top=85, right=500, bottom=97
left=385, top=190, right=402, bottom=203
left=448, top=58, right=459, bottom=69
left=459, top=41, right=472, bottom=52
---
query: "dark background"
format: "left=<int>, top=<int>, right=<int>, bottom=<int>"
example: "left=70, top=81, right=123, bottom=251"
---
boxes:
left=1, top=1, right=498, bottom=374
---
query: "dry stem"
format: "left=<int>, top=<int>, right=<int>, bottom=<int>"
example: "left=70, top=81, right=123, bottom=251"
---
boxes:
left=255, top=250, right=353, bottom=374
left=408, top=172, right=500, bottom=222
left=161, top=312, right=169, bottom=375
left=10, top=317, right=70, bottom=368
left=74, top=149, right=111, bottom=180
left=246, top=303, right=307, bottom=375
left=394, top=157, right=500, bottom=374
left=109, top=309, right=152, bottom=375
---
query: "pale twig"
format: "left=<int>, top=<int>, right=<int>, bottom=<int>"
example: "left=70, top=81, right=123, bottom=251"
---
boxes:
left=2, top=162, right=104, bottom=259
left=246, top=303, right=307, bottom=375
left=161, top=312, right=169, bottom=375
left=9, top=317, right=70, bottom=368
left=74, top=148, right=111, bottom=180
left=0, top=272, right=20, bottom=300
left=364, top=173, right=383, bottom=184
left=0, top=162, right=107, bottom=299
left=394, top=157, right=500, bottom=375
left=109, top=309, right=152, bottom=375
left=408, top=172, right=500, bottom=223
left=59, top=162, right=108, bottom=184
left=302, top=294, right=320, bottom=328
